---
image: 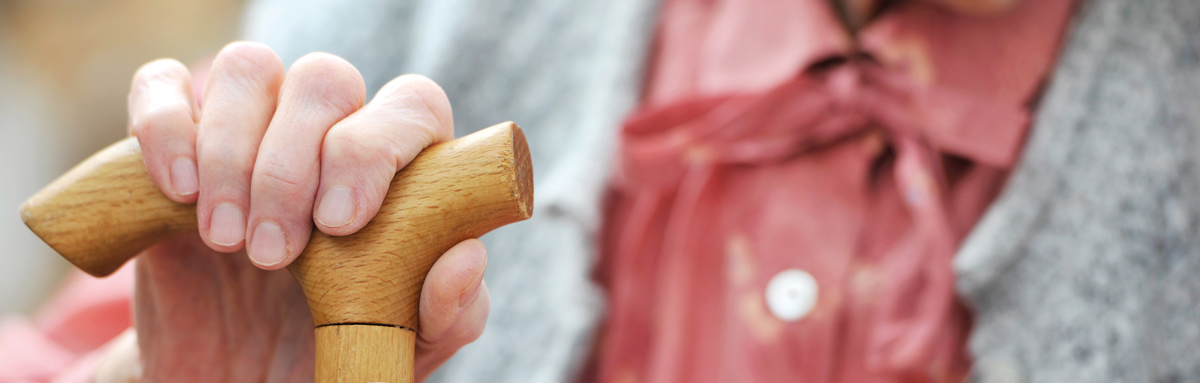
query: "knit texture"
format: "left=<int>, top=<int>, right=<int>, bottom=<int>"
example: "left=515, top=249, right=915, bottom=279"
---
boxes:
left=956, top=0, right=1200, bottom=381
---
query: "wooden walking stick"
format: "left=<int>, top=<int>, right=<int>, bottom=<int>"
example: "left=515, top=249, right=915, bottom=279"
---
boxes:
left=20, top=122, right=534, bottom=383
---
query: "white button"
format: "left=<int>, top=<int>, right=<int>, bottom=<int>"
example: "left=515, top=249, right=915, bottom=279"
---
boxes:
left=765, top=269, right=818, bottom=322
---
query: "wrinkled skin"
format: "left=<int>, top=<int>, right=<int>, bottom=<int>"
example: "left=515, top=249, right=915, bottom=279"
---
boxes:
left=130, top=235, right=488, bottom=383
left=135, top=235, right=316, bottom=382
left=105, top=42, right=491, bottom=382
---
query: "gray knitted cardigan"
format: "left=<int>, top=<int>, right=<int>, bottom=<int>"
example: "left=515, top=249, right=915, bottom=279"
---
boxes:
left=242, top=0, right=1200, bottom=382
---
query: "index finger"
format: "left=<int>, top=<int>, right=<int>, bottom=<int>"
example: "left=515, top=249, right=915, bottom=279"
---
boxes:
left=127, top=59, right=199, bottom=203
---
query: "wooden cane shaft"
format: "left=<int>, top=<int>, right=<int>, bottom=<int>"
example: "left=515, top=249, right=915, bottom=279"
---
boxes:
left=315, top=325, right=415, bottom=383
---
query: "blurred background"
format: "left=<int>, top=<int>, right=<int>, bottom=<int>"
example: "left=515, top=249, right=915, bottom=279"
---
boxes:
left=0, top=0, right=245, bottom=314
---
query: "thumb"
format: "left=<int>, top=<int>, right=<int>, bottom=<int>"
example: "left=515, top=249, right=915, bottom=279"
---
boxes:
left=413, top=239, right=490, bottom=382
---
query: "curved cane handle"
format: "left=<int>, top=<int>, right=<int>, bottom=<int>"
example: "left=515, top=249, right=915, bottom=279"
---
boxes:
left=20, top=122, right=534, bottom=383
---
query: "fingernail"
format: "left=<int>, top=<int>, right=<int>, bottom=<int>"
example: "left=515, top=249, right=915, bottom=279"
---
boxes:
left=315, top=186, right=355, bottom=228
left=209, top=203, right=245, bottom=246
left=169, top=157, right=198, bottom=197
left=249, top=221, right=288, bottom=266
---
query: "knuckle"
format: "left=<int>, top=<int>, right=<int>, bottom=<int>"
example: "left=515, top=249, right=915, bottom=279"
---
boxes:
left=132, top=59, right=189, bottom=87
left=378, top=74, right=453, bottom=139
left=212, top=42, right=284, bottom=86
left=196, top=135, right=256, bottom=174
left=287, top=52, right=366, bottom=115
left=393, top=74, right=445, bottom=100
left=131, top=101, right=192, bottom=137
left=324, top=127, right=398, bottom=168
left=129, top=59, right=191, bottom=122
left=292, top=52, right=352, bottom=72
left=256, top=160, right=311, bottom=193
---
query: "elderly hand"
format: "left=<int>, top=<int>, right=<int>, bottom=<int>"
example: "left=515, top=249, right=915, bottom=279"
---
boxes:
left=110, top=42, right=488, bottom=382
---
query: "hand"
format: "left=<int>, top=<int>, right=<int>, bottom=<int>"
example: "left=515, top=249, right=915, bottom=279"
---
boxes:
left=116, top=42, right=489, bottom=382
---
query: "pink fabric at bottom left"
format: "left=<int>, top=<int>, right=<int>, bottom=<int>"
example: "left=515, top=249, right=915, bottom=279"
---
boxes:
left=0, top=266, right=134, bottom=383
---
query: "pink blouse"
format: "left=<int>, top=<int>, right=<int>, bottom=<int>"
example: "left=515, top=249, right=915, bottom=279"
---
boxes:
left=596, top=0, right=1076, bottom=382
left=1, top=1, right=1079, bottom=382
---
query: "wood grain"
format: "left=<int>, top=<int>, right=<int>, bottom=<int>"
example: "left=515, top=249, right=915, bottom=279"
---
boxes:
left=315, top=325, right=415, bottom=383
left=289, top=122, right=533, bottom=329
left=20, top=136, right=197, bottom=276
left=20, top=122, right=534, bottom=382
left=21, top=122, right=532, bottom=281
